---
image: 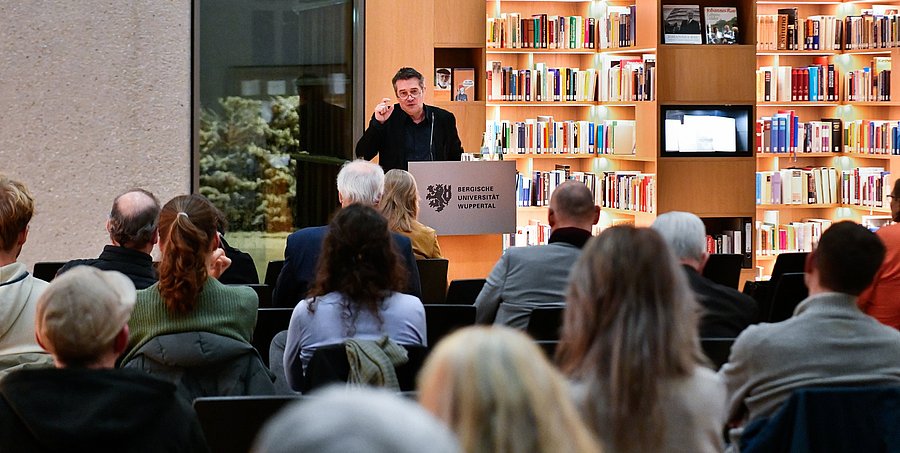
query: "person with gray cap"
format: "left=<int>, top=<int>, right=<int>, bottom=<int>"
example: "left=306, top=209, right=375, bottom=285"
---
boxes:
left=0, top=266, right=209, bottom=452
left=252, top=386, right=459, bottom=453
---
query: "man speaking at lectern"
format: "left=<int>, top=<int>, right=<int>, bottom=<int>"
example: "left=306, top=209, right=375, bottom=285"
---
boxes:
left=355, top=67, right=463, bottom=172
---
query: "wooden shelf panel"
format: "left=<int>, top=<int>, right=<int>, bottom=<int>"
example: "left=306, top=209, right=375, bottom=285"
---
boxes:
left=758, top=102, right=839, bottom=107
left=486, top=48, right=596, bottom=54
left=756, top=204, right=841, bottom=209
left=756, top=50, right=838, bottom=56
left=486, top=101, right=596, bottom=106
left=756, top=152, right=841, bottom=158
left=501, top=153, right=596, bottom=159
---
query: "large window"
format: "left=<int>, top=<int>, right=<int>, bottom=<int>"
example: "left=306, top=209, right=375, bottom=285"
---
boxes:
left=195, top=0, right=363, bottom=280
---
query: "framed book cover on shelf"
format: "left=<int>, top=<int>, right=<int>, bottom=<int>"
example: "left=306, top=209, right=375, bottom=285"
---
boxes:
left=704, top=7, right=738, bottom=45
left=663, top=5, right=703, bottom=45
left=452, top=68, right=475, bottom=102
left=435, top=67, right=451, bottom=102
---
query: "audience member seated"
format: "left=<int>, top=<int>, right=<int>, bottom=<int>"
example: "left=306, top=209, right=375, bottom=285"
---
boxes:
left=474, top=181, right=599, bottom=329
left=720, top=221, right=900, bottom=445
left=282, top=204, right=426, bottom=391
left=558, top=226, right=726, bottom=453
left=273, top=159, right=420, bottom=307
left=211, top=204, right=259, bottom=285
left=418, top=326, right=601, bottom=453
left=121, top=194, right=258, bottom=364
left=858, top=180, right=900, bottom=329
left=379, top=169, right=443, bottom=259
left=652, top=211, right=759, bottom=337
left=0, top=267, right=208, bottom=451
left=252, top=386, right=458, bottom=453
left=57, top=188, right=160, bottom=289
left=0, top=175, right=52, bottom=377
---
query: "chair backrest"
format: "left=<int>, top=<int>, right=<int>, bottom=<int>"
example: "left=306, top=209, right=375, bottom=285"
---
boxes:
left=741, top=386, right=900, bottom=453
left=700, top=337, right=736, bottom=370
left=535, top=340, right=559, bottom=360
left=445, top=278, right=486, bottom=305
left=415, top=258, right=449, bottom=304
left=423, top=304, right=476, bottom=347
left=770, top=252, right=808, bottom=282
left=302, top=344, right=428, bottom=393
left=252, top=308, right=294, bottom=367
left=526, top=307, right=565, bottom=341
left=229, top=284, right=273, bottom=308
left=768, top=272, right=808, bottom=323
left=703, top=253, right=744, bottom=289
left=264, top=260, right=285, bottom=287
left=32, top=261, right=66, bottom=282
left=193, top=396, right=303, bottom=453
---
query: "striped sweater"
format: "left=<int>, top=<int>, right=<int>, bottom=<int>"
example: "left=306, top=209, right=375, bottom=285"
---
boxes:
left=123, top=278, right=258, bottom=364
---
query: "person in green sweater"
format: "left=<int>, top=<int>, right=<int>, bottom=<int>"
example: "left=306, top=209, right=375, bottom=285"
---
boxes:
left=122, top=194, right=258, bottom=364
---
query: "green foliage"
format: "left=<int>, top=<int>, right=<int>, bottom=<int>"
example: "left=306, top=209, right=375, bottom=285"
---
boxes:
left=199, top=96, right=299, bottom=232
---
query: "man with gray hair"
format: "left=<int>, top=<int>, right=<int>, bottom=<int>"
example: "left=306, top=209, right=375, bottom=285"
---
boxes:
left=475, top=181, right=600, bottom=329
left=652, top=211, right=758, bottom=338
left=0, top=266, right=208, bottom=451
left=273, top=159, right=420, bottom=307
left=58, top=188, right=160, bottom=289
left=253, top=386, right=458, bottom=453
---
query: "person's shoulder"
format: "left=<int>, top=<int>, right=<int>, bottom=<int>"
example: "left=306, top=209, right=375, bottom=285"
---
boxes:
left=287, top=226, right=328, bottom=244
left=386, top=292, right=425, bottom=311
left=391, top=231, right=413, bottom=247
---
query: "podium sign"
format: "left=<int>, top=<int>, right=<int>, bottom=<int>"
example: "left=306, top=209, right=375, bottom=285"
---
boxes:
left=409, top=161, right=517, bottom=235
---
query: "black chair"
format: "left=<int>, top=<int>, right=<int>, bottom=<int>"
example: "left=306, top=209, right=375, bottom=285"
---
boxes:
left=193, top=396, right=303, bottom=453
left=32, top=261, right=66, bottom=282
left=703, top=254, right=744, bottom=289
left=526, top=306, right=565, bottom=341
left=229, top=284, right=272, bottom=308
left=264, top=260, right=285, bottom=287
left=535, top=340, right=559, bottom=360
left=767, top=272, right=808, bottom=323
left=415, top=258, right=449, bottom=304
left=700, top=337, right=736, bottom=370
left=301, top=344, right=428, bottom=393
left=252, top=308, right=294, bottom=367
left=445, top=278, right=486, bottom=305
left=424, top=304, right=476, bottom=347
left=745, top=252, right=809, bottom=323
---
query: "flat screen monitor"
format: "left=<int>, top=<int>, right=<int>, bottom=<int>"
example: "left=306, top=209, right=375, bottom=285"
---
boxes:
left=660, top=105, right=753, bottom=157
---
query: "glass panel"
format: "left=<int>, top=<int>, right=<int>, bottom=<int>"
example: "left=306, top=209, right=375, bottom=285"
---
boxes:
left=198, top=0, right=357, bottom=282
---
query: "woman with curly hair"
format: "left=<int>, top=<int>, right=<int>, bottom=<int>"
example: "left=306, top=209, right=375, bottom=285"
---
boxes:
left=122, top=194, right=258, bottom=363
left=557, top=226, right=726, bottom=453
left=282, top=204, right=426, bottom=388
left=379, top=169, right=443, bottom=259
left=418, top=326, right=601, bottom=453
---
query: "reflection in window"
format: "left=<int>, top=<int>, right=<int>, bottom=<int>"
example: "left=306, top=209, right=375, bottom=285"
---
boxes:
left=197, top=0, right=359, bottom=280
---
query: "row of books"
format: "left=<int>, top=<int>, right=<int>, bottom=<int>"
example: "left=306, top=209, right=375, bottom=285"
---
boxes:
left=756, top=215, right=831, bottom=255
left=756, top=167, right=840, bottom=205
left=484, top=119, right=635, bottom=156
left=757, top=63, right=839, bottom=103
left=757, top=12, right=843, bottom=51
left=600, top=57, right=656, bottom=102
left=844, top=120, right=900, bottom=155
left=487, top=13, right=600, bottom=50
left=756, top=113, right=842, bottom=154
left=756, top=8, right=900, bottom=51
left=486, top=63, right=596, bottom=102
left=845, top=62, right=891, bottom=102
left=515, top=169, right=654, bottom=214
left=841, top=167, right=891, bottom=207
left=707, top=226, right=752, bottom=256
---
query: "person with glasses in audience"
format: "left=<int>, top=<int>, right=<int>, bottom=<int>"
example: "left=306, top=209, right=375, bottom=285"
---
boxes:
left=355, top=67, right=463, bottom=172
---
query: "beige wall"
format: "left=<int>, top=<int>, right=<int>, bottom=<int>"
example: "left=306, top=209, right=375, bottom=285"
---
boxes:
left=0, top=1, right=191, bottom=268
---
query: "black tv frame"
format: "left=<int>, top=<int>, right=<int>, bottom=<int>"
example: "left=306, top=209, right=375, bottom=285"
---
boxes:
left=660, top=104, right=754, bottom=158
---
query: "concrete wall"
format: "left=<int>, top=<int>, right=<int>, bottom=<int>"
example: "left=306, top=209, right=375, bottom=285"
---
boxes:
left=0, top=1, right=192, bottom=268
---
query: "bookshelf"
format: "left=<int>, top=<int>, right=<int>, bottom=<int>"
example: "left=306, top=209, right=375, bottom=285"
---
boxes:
left=755, top=0, right=900, bottom=275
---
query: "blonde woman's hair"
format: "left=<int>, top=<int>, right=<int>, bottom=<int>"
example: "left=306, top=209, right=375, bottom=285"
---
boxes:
left=556, top=226, right=702, bottom=452
left=379, top=169, right=419, bottom=233
left=418, top=326, right=602, bottom=453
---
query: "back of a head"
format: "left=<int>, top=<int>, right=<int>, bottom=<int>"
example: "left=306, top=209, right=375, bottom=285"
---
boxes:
left=108, top=189, right=161, bottom=250
left=814, top=221, right=886, bottom=295
left=418, top=326, right=600, bottom=453
left=311, top=204, right=405, bottom=311
left=253, top=387, right=458, bottom=453
left=651, top=211, right=707, bottom=262
left=380, top=169, right=419, bottom=232
left=157, top=194, right=219, bottom=314
left=35, top=266, right=136, bottom=367
left=549, top=181, right=596, bottom=225
left=337, top=160, right=385, bottom=206
left=557, top=225, right=698, bottom=451
left=0, top=175, right=34, bottom=253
